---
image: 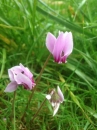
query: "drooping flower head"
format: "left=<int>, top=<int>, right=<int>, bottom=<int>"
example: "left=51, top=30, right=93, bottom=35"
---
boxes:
left=46, top=86, right=64, bottom=116
left=4, top=63, right=36, bottom=92
left=46, top=31, right=73, bottom=63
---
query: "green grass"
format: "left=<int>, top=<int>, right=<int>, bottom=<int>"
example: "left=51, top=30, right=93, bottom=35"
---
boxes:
left=0, top=0, right=97, bottom=129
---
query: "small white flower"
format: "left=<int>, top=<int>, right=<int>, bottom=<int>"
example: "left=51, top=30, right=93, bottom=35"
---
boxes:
left=46, top=86, right=64, bottom=116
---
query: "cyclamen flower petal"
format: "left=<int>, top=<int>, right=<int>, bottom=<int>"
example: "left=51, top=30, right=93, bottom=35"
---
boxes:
left=53, top=103, right=60, bottom=116
left=57, top=86, right=64, bottom=102
left=4, top=63, right=35, bottom=92
left=46, top=95, right=51, bottom=100
left=46, top=31, right=73, bottom=63
left=46, top=32, right=56, bottom=54
left=8, top=66, right=22, bottom=81
left=19, top=63, right=33, bottom=79
left=4, top=81, right=18, bottom=92
left=15, top=73, right=34, bottom=90
left=46, top=86, right=64, bottom=116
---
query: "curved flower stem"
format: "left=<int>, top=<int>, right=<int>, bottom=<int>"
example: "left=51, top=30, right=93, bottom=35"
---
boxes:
left=31, top=98, right=46, bottom=123
left=21, top=54, right=51, bottom=121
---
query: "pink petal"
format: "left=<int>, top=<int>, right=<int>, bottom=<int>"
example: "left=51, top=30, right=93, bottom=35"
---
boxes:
left=4, top=81, right=18, bottom=92
left=10, top=66, right=22, bottom=74
left=46, top=32, right=56, bottom=54
left=53, top=32, right=68, bottom=61
left=57, top=86, right=64, bottom=102
left=8, top=65, right=23, bottom=81
left=8, top=69, right=14, bottom=81
left=15, top=73, right=33, bottom=89
left=62, top=32, right=73, bottom=56
left=19, top=63, right=33, bottom=79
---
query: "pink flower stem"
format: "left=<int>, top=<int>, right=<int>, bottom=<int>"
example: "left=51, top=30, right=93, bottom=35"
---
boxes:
left=31, top=98, right=47, bottom=123
left=21, top=54, right=51, bottom=121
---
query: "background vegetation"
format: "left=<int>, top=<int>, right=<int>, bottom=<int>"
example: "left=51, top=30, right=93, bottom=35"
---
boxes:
left=0, top=0, right=97, bottom=129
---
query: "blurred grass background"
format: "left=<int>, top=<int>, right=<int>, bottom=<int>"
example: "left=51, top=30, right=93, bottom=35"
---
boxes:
left=0, top=0, right=97, bottom=129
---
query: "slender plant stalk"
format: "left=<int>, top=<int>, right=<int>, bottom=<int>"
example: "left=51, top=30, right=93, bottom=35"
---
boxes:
left=7, top=92, right=16, bottom=130
left=14, top=91, right=16, bottom=130
left=11, top=91, right=16, bottom=130
left=31, top=98, right=46, bottom=122
left=21, top=54, right=51, bottom=121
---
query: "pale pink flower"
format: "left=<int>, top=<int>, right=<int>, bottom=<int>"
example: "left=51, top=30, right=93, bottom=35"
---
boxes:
left=46, top=31, right=73, bottom=63
left=4, top=63, right=35, bottom=92
left=46, top=86, right=64, bottom=116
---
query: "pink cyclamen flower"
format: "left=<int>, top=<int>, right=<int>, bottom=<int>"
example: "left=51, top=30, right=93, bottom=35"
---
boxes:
left=46, top=86, right=64, bottom=116
left=46, top=31, right=73, bottom=63
left=4, top=63, right=36, bottom=92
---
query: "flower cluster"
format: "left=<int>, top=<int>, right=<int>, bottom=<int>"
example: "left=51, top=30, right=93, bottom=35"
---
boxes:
left=4, top=30, right=73, bottom=116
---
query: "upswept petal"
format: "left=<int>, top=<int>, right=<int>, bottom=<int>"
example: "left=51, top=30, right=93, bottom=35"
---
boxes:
left=10, top=66, right=22, bottom=74
left=53, top=103, right=60, bottom=116
left=20, top=63, right=33, bottom=79
left=8, top=69, right=14, bottom=81
left=9, top=66, right=23, bottom=81
left=15, top=73, right=33, bottom=89
left=53, top=32, right=68, bottom=61
left=46, top=32, right=56, bottom=54
left=57, top=86, right=64, bottom=102
left=4, top=81, right=18, bottom=92
left=62, top=32, right=73, bottom=56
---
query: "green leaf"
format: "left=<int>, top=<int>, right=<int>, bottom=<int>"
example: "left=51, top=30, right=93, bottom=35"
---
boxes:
left=36, top=6, right=95, bottom=37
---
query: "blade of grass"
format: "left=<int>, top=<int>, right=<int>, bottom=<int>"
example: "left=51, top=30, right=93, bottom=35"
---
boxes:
left=59, top=73, right=94, bottom=125
left=36, top=6, right=95, bottom=37
left=0, top=49, right=6, bottom=79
